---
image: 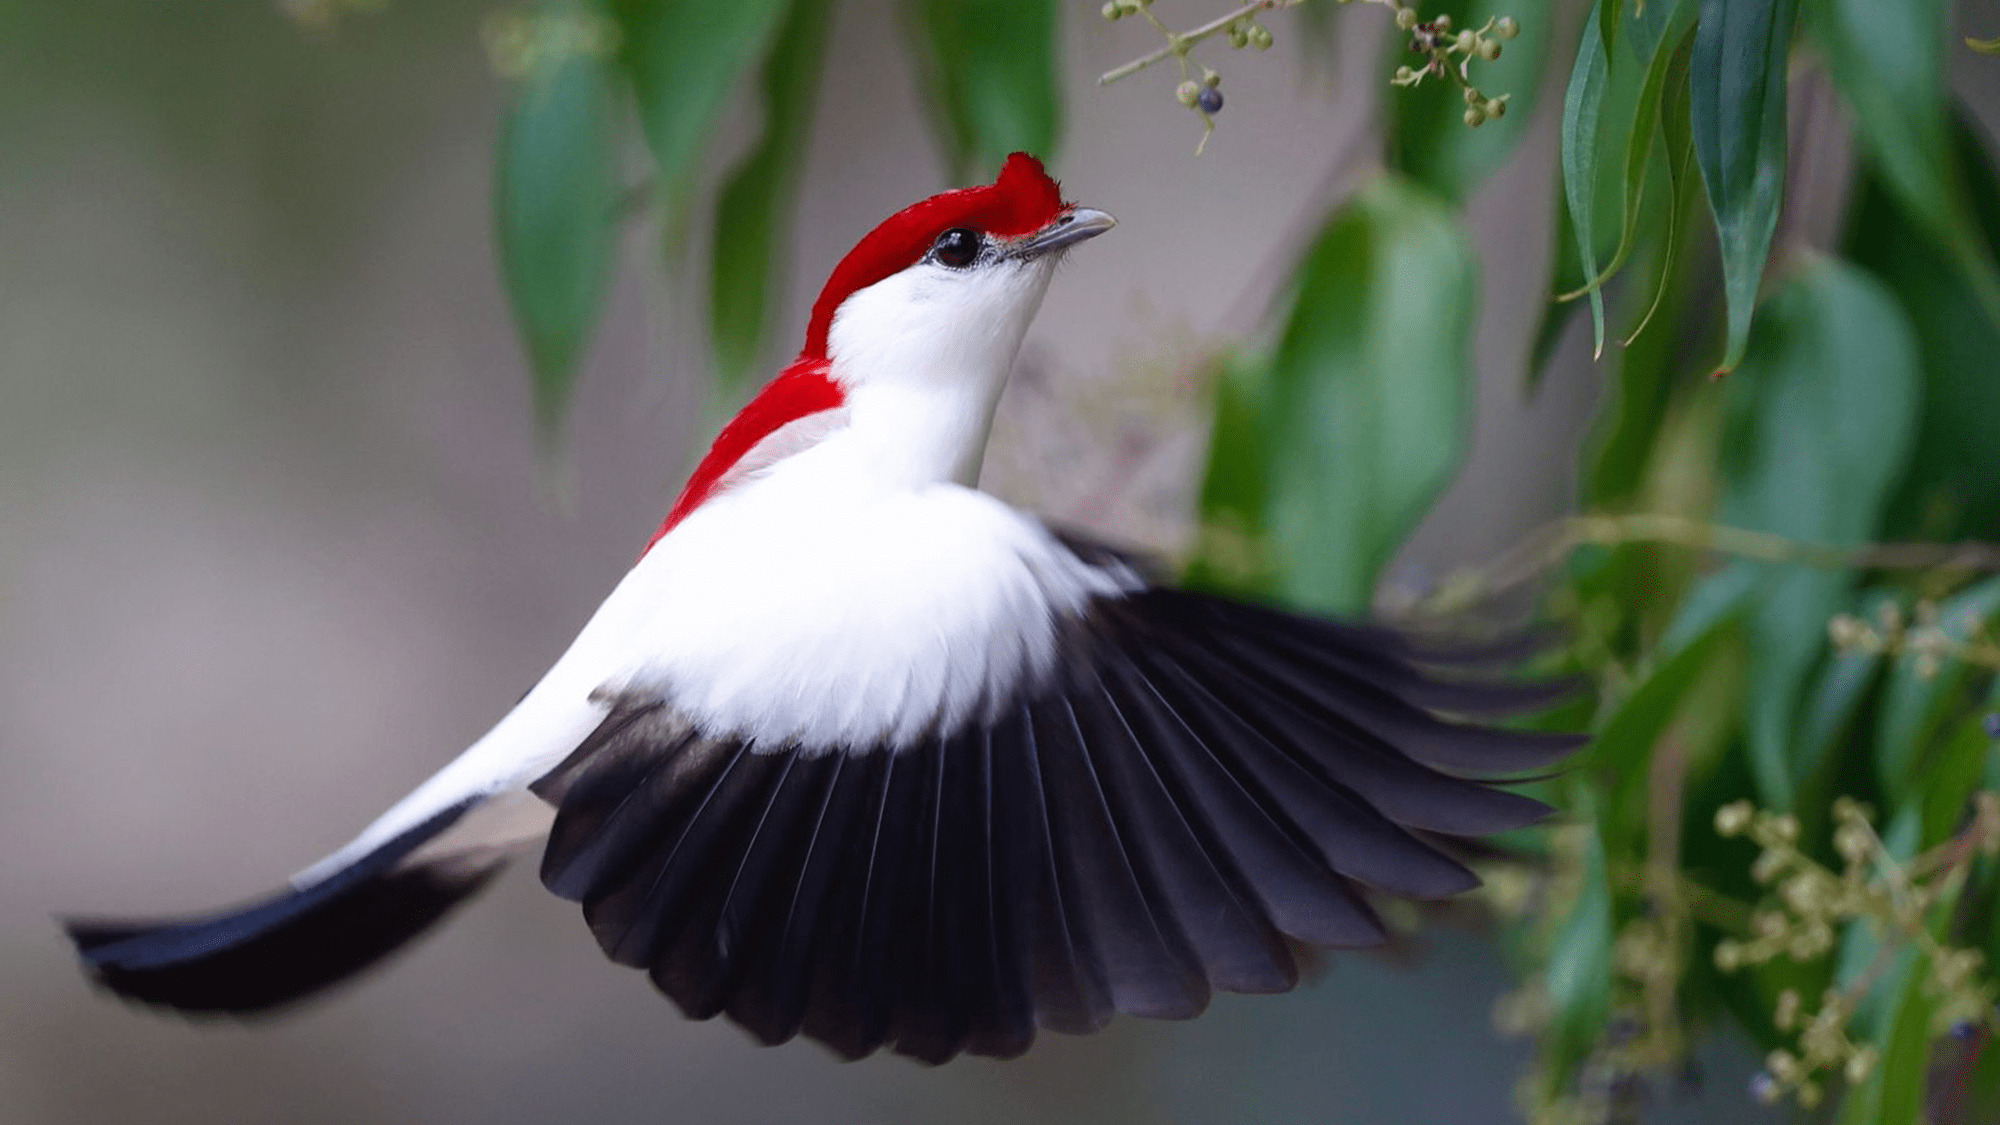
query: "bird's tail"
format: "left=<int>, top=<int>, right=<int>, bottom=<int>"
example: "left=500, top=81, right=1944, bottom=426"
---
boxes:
left=63, top=789, right=553, bottom=1014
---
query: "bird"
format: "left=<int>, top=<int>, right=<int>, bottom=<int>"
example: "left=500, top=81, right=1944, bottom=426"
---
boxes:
left=64, top=152, right=1582, bottom=1065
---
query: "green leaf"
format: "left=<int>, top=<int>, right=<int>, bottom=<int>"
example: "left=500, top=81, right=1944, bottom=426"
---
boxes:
left=1876, top=576, right=2000, bottom=806
left=1544, top=802, right=1613, bottom=1087
left=1185, top=351, right=1276, bottom=597
left=907, top=0, right=1059, bottom=177
left=708, top=0, right=835, bottom=386
left=611, top=0, right=789, bottom=199
left=1849, top=109, right=2000, bottom=540
left=1689, top=0, right=1797, bottom=374
left=1920, top=709, right=1995, bottom=849
left=1385, top=0, right=1551, bottom=203
left=1840, top=948, right=1937, bottom=1125
left=495, top=3, right=625, bottom=439
left=1588, top=614, right=1734, bottom=852
left=1259, top=176, right=1477, bottom=616
left=1706, top=258, right=1920, bottom=810
left=1557, top=0, right=1696, bottom=356
left=1807, top=0, right=2000, bottom=325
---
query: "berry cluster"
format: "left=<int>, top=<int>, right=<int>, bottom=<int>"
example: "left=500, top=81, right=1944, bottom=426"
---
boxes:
left=1714, top=796, right=2000, bottom=1108
left=1387, top=8, right=1519, bottom=127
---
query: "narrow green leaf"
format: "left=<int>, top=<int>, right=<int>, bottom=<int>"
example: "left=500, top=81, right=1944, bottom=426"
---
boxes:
left=610, top=0, right=789, bottom=198
left=1807, top=0, right=2000, bottom=325
left=1385, top=0, right=1551, bottom=203
left=1849, top=109, right=2000, bottom=540
left=907, top=0, right=1059, bottom=177
left=495, top=2, right=624, bottom=439
left=1588, top=615, right=1733, bottom=853
left=1845, top=950, right=1937, bottom=1125
left=1618, top=31, right=1695, bottom=350
left=1544, top=803, right=1613, bottom=1087
left=1920, top=709, right=1995, bottom=849
left=1185, top=351, right=1276, bottom=597
left=1689, top=0, right=1797, bottom=374
left=1875, top=576, right=2000, bottom=805
left=1704, top=258, right=1920, bottom=809
left=709, top=0, right=835, bottom=386
left=1557, top=0, right=1695, bottom=356
left=1259, top=177, right=1477, bottom=616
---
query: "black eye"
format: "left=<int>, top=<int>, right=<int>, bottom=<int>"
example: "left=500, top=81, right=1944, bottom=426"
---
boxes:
left=932, top=227, right=981, bottom=269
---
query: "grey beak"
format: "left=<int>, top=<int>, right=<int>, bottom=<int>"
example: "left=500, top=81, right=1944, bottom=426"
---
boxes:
left=1009, top=207, right=1117, bottom=260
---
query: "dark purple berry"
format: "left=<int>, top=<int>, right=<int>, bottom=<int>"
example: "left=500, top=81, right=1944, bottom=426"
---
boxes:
left=1748, top=1071, right=1777, bottom=1103
left=1951, top=1020, right=1980, bottom=1040
left=1983, top=711, right=2000, bottom=740
left=1196, top=86, right=1223, bottom=114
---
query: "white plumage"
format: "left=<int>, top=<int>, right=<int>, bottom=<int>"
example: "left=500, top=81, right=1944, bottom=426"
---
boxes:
left=295, top=216, right=1130, bottom=886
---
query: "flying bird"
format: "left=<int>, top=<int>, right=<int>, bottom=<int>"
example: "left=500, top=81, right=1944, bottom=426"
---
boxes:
left=66, top=153, right=1581, bottom=1064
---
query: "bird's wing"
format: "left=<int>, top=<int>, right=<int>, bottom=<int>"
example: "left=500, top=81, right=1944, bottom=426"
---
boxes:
left=533, top=530, right=1582, bottom=1064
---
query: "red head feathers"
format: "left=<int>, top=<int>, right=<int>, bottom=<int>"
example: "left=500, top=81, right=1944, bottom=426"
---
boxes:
left=802, top=153, right=1067, bottom=361
left=645, top=154, right=1065, bottom=551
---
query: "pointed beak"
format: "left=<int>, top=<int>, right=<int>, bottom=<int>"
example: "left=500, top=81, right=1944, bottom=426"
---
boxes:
left=1008, top=207, right=1117, bottom=261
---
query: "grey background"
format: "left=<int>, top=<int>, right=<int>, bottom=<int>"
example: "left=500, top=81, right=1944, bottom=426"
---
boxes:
left=12, top=0, right=1992, bottom=1121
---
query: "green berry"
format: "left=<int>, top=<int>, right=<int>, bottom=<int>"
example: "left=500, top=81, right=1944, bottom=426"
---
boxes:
left=1249, top=23, right=1273, bottom=49
left=1478, top=39, right=1501, bottom=60
left=1433, top=14, right=1451, bottom=30
left=1176, top=80, right=1200, bottom=108
left=1494, top=15, right=1519, bottom=39
left=1394, top=6, right=1417, bottom=30
left=1464, top=106, right=1486, bottom=127
left=1454, top=30, right=1475, bottom=52
left=1485, top=97, right=1507, bottom=118
left=1463, top=86, right=1481, bottom=104
left=1101, top=0, right=1120, bottom=19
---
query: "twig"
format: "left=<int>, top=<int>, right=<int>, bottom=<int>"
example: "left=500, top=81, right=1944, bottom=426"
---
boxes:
left=1098, top=0, right=1299, bottom=85
left=1413, top=512, right=2000, bottom=617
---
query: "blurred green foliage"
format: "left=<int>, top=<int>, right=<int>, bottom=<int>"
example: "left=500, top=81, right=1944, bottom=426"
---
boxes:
left=470, top=0, right=2000, bottom=1118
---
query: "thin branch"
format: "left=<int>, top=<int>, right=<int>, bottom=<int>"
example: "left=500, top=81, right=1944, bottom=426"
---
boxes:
left=1413, top=512, right=2000, bottom=617
left=1098, top=0, right=1298, bottom=85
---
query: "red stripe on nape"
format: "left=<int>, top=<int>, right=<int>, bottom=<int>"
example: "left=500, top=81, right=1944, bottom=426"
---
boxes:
left=801, top=152, right=1065, bottom=360
left=642, top=358, right=845, bottom=554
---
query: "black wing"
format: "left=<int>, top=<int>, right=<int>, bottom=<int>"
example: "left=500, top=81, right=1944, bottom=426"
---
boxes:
left=534, top=585, right=1583, bottom=1064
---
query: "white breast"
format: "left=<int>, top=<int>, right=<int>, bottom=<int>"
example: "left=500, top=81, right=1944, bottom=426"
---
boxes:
left=609, top=451, right=1138, bottom=751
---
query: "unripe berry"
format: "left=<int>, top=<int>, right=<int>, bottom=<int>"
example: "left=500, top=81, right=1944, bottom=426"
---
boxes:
left=1485, top=97, right=1507, bottom=118
left=1248, top=23, right=1273, bottom=49
left=1394, top=6, right=1417, bottom=30
left=1101, top=1, right=1119, bottom=19
left=1494, top=15, right=1519, bottom=39
left=1478, top=39, right=1502, bottom=60
left=1176, top=80, right=1200, bottom=108
left=1433, top=14, right=1451, bottom=30
left=1454, top=30, right=1476, bottom=52
left=1464, top=86, right=1481, bottom=104
left=1463, top=106, right=1485, bottom=127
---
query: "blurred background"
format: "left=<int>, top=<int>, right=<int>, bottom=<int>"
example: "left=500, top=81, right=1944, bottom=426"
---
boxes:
left=6, top=1, right=2000, bottom=1122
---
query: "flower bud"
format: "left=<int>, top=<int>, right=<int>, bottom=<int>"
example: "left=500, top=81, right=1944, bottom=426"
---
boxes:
left=1395, top=6, right=1418, bottom=30
left=1454, top=30, right=1476, bottom=52
left=1495, top=15, right=1520, bottom=39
